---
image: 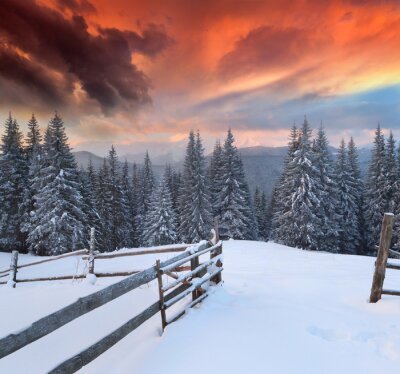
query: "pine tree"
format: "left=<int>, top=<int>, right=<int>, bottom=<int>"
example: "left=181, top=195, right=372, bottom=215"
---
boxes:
left=208, top=140, right=224, bottom=218
left=95, top=158, right=113, bottom=251
left=272, top=124, right=299, bottom=244
left=78, top=159, right=101, bottom=247
left=364, top=125, right=386, bottom=254
left=131, top=162, right=141, bottom=246
left=27, top=114, right=86, bottom=255
left=137, top=152, right=155, bottom=244
left=312, top=125, right=340, bottom=253
left=218, top=129, right=256, bottom=240
left=121, top=159, right=135, bottom=248
left=179, top=131, right=213, bottom=242
left=142, top=173, right=177, bottom=246
left=164, top=164, right=181, bottom=234
left=20, top=114, right=43, bottom=250
left=335, top=139, right=361, bottom=254
left=347, top=137, right=365, bottom=254
left=0, top=115, right=28, bottom=252
left=254, top=186, right=266, bottom=240
left=281, top=119, right=321, bottom=250
left=107, top=146, right=130, bottom=250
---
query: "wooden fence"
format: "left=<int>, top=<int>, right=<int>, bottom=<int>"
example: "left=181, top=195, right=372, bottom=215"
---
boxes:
left=0, top=238, right=223, bottom=373
left=0, top=228, right=190, bottom=285
left=370, top=213, right=400, bottom=302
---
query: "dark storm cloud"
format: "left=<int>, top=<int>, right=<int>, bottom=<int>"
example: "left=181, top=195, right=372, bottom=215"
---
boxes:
left=218, top=26, right=328, bottom=79
left=0, top=0, right=173, bottom=113
left=54, top=0, right=97, bottom=14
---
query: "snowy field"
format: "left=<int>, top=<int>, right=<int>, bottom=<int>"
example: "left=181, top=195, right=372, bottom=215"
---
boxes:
left=1, top=241, right=400, bottom=373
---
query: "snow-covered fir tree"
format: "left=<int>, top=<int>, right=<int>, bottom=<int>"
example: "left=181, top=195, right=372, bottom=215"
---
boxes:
left=208, top=140, right=224, bottom=218
left=0, top=115, right=28, bottom=252
left=95, top=158, right=113, bottom=251
left=312, top=125, right=340, bottom=253
left=272, top=124, right=299, bottom=244
left=164, top=164, right=182, bottom=235
left=334, top=139, right=361, bottom=254
left=364, top=125, right=387, bottom=253
left=218, top=129, right=256, bottom=240
left=107, top=146, right=131, bottom=250
left=121, top=159, right=135, bottom=248
left=26, top=114, right=86, bottom=255
left=142, top=171, right=177, bottom=246
left=279, top=119, right=321, bottom=250
left=254, top=186, right=267, bottom=240
left=137, top=152, right=155, bottom=244
left=20, top=114, right=43, bottom=249
left=179, top=131, right=213, bottom=242
left=78, top=159, right=101, bottom=247
left=131, top=162, right=141, bottom=246
left=347, top=137, right=365, bottom=254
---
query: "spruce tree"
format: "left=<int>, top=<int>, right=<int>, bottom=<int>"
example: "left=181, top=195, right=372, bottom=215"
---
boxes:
left=335, top=139, right=361, bottom=254
left=27, top=114, right=86, bottom=255
left=0, top=115, right=27, bottom=252
left=20, top=114, right=43, bottom=250
left=272, top=124, right=299, bottom=245
left=282, top=119, right=321, bottom=250
left=137, top=152, right=155, bottom=244
left=107, top=146, right=130, bottom=250
left=78, top=159, right=101, bottom=247
left=218, top=129, right=255, bottom=240
left=312, top=126, right=340, bottom=253
left=142, top=173, right=177, bottom=246
left=131, top=162, right=141, bottom=246
left=208, top=140, right=224, bottom=218
left=364, top=125, right=386, bottom=253
left=254, top=186, right=266, bottom=240
left=121, top=159, right=135, bottom=248
left=95, top=159, right=113, bottom=251
left=179, top=131, right=213, bottom=242
left=347, top=137, right=365, bottom=254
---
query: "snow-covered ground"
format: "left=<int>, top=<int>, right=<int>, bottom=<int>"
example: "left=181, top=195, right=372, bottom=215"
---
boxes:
left=1, top=241, right=400, bottom=373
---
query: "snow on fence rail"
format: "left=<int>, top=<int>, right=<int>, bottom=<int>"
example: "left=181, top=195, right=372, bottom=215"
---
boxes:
left=0, top=236, right=224, bottom=373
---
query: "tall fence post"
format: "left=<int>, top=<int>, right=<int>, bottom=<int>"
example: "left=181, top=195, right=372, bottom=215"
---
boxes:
left=370, top=213, right=394, bottom=303
left=89, top=227, right=95, bottom=275
left=9, top=250, right=19, bottom=288
left=156, top=259, right=167, bottom=333
left=211, top=218, right=222, bottom=284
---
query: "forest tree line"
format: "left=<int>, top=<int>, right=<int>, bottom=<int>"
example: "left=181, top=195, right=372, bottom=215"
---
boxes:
left=269, top=119, right=399, bottom=256
left=0, top=113, right=395, bottom=256
left=0, top=113, right=258, bottom=255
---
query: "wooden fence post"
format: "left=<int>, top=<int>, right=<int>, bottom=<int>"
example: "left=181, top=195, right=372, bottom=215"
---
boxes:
left=88, top=227, right=95, bottom=275
left=190, top=255, right=200, bottom=301
left=370, top=213, right=394, bottom=303
left=156, top=260, right=167, bottom=332
left=9, top=250, right=18, bottom=288
left=211, top=218, right=222, bottom=284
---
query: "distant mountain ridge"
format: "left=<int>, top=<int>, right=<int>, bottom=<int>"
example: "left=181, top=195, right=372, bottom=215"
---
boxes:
left=73, top=145, right=371, bottom=200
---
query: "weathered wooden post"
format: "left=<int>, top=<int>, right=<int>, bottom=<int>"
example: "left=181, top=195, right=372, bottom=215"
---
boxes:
left=88, top=227, right=95, bottom=275
left=156, top=259, right=167, bottom=332
left=210, top=218, right=222, bottom=284
left=190, top=254, right=200, bottom=301
left=370, top=213, right=394, bottom=303
left=9, top=250, right=19, bottom=288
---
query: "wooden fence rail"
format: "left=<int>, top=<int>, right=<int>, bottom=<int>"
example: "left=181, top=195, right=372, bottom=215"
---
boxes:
left=0, top=239, right=223, bottom=366
left=48, top=240, right=223, bottom=373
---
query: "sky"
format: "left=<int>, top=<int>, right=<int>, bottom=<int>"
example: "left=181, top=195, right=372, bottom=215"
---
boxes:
left=1, top=0, right=400, bottom=158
